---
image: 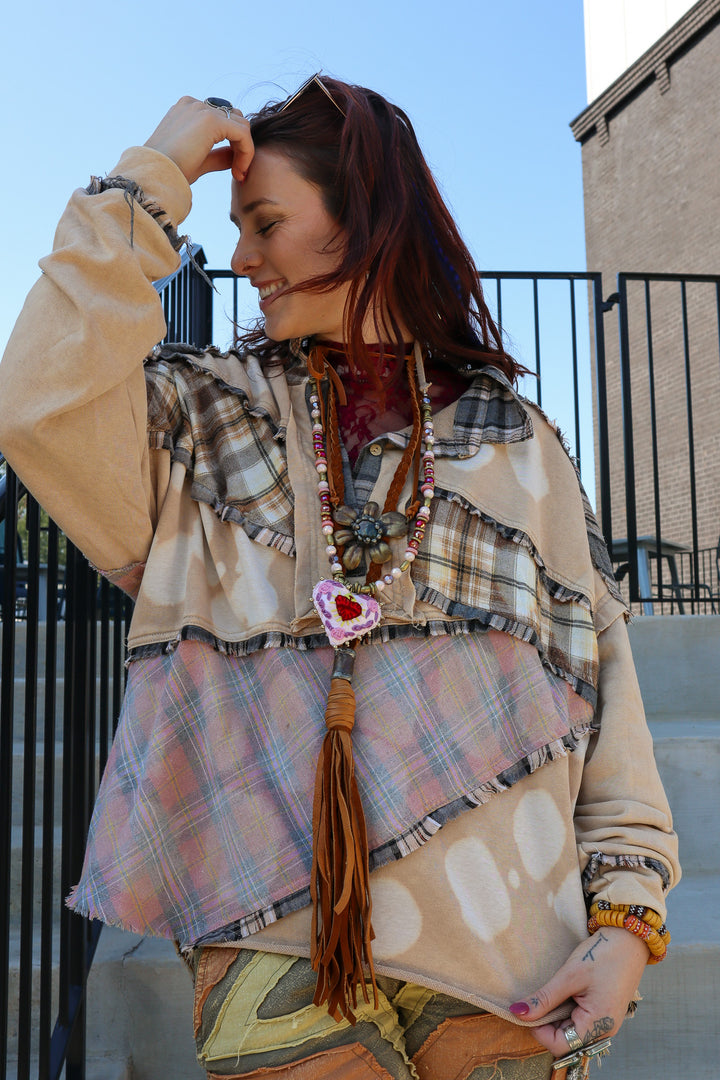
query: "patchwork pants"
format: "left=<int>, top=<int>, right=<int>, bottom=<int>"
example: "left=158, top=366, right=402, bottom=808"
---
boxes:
left=192, top=948, right=558, bottom=1080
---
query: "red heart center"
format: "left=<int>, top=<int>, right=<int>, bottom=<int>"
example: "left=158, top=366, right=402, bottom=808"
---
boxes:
left=335, top=593, right=363, bottom=621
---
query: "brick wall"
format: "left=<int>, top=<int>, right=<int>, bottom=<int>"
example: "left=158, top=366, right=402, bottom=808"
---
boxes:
left=578, top=10, right=720, bottom=556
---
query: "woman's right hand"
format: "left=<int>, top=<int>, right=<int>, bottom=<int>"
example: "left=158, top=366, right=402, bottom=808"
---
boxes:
left=144, top=97, right=254, bottom=185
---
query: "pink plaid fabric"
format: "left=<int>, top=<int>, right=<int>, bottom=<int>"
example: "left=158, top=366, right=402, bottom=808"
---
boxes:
left=69, top=629, right=593, bottom=945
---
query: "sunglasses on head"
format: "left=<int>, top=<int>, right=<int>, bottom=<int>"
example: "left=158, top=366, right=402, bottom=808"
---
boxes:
left=279, top=73, right=346, bottom=118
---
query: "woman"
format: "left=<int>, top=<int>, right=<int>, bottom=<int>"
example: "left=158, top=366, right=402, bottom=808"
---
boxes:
left=0, top=77, right=678, bottom=1080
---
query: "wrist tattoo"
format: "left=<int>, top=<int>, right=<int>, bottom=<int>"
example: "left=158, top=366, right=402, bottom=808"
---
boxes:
left=582, top=931, right=609, bottom=963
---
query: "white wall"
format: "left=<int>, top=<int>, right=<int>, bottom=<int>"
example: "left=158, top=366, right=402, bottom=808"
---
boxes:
left=584, top=0, right=696, bottom=102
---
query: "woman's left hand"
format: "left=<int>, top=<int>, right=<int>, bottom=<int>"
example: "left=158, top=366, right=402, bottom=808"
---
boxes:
left=510, top=927, right=650, bottom=1056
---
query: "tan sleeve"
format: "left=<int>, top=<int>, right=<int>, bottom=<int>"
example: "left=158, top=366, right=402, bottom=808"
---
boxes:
left=0, top=147, right=192, bottom=574
left=573, top=573, right=681, bottom=918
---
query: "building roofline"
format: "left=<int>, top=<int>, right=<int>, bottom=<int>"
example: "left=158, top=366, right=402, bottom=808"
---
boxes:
left=570, top=0, right=720, bottom=145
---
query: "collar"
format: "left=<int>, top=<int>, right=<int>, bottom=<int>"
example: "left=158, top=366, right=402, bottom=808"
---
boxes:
left=383, top=364, right=534, bottom=459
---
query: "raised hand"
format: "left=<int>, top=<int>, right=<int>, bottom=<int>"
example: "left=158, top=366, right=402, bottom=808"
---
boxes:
left=144, top=96, right=254, bottom=185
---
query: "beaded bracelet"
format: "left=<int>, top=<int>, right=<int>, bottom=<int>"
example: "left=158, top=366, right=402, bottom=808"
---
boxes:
left=587, top=908, right=668, bottom=964
left=589, top=900, right=669, bottom=939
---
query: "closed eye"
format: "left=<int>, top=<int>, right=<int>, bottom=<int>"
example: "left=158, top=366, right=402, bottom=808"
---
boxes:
left=257, top=221, right=278, bottom=236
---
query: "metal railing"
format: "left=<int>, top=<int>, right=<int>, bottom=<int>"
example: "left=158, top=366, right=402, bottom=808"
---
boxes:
left=1, top=461, right=132, bottom=1080
left=607, top=272, right=720, bottom=613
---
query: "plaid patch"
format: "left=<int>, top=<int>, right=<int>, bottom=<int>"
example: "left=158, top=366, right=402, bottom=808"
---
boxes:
left=445, top=365, right=534, bottom=453
left=145, top=351, right=295, bottom=554
left=411, top=489, right=598, bottom=697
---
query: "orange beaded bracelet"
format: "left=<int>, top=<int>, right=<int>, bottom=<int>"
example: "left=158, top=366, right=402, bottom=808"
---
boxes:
left=589, top=900, right=669, bottom=936
left=587, top=904, right=669, bottom=964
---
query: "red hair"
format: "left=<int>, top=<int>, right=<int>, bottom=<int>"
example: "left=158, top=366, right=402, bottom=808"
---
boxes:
left=237, top=76, right=523, bottom=384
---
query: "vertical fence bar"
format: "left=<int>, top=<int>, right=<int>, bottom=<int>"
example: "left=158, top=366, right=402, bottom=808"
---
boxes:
left=643, top=282, right=665, bottom=607
left=616, top=274, right=640, bottom=603
left=593, top=275, right=613, bottom=555
left=569, top=280, right=581, bottom=473
left=54, top=543, right=88, bottom=1078
left=0, top=467, right=18, bottom=1080
left=680, top=281, right=701, bottom=611
left=38, top=519, right=60, bottom=1079
left=62, top=553, right=91, bottom=1080
left=532, top=277, right=542, bottom=406
left=16, top=496, right=39, bottom=1080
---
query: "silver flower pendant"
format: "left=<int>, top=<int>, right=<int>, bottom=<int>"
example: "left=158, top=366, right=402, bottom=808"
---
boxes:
left=333, top=500, right=407, bottom=570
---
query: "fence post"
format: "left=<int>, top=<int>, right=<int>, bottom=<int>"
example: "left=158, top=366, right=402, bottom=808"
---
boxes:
left=592, top=275, right=613, bottom=556
left=616, top=274, right=639, bottom=603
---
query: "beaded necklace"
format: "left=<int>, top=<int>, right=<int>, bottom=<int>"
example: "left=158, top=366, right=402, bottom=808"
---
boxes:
left=310, top=340, right=435, bottom=608
left=304, top=342, right=436, bottom=1023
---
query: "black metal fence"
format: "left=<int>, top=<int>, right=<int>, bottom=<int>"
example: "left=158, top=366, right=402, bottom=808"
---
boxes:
left=606, top=272, right=720, bottom=614
left=1, top=255, right=718, bottom=1078
left=0, top=461, right=132, bottom=1080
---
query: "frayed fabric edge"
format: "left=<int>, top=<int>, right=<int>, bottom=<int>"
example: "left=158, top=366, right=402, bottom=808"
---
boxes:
left=124, top=618, right=597, bottom=703
left=65, top=884, right=173, bottom=941
left=581, top=851, right=672, bottom=895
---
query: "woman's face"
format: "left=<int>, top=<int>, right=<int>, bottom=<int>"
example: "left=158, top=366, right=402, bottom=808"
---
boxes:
left=230, top=147, right=350, bottom=342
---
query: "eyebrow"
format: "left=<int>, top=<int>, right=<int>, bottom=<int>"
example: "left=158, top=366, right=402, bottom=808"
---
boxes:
left=230, top=197, right=281, bottom=229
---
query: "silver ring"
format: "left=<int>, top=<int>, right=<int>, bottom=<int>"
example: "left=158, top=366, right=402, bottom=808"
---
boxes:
left=204, top=96, right=234, bottom=119
left=563, top=1026, right=584, bottom=1052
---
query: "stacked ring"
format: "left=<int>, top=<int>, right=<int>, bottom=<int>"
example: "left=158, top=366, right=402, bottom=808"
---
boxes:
left=204, top=97, right=235, bottom=118
left=563, top=1025, right=584, bottom=1052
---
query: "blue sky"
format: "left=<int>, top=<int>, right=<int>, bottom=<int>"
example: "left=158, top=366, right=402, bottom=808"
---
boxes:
left=0, top=1, right=595, bottom=475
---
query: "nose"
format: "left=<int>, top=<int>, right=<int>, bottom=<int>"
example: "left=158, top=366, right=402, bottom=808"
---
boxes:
left=231, top=235, right=261, bottom=278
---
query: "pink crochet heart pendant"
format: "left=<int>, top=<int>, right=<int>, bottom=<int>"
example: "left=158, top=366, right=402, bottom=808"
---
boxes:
left=312, top=579, right=381, bottom=647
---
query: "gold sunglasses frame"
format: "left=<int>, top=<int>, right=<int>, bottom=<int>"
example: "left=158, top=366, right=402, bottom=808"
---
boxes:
left=279, top=73, right=346, bottom=118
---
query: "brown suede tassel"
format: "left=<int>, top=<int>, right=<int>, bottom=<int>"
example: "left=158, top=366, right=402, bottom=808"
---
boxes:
left=310, top=646, right=379, bottom=1024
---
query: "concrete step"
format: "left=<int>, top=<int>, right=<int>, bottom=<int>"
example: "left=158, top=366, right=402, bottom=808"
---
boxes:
left=11, top=742, right=64, bottom=827
left=4, top=1063, right=132, bottom=1080
left=8, top=677, right=65, bottom=740
left=598, top=876, right=720, bottom=1078
left=7, top=826, right=63, bottom=927
left=10, top=742, right=111, bottom=827
left=648, top=716, right=720, bottom=875
left=628, top=614, right=720, bottom=720
left=0, top=620, right=67, bottom=672
left=5, top=929, right=60, bottom=1069
left=85, top=929, right=203, bottom=1080
left=3, top=618, right=129, bottom=675
left=9, top=674, right=125, bottom=736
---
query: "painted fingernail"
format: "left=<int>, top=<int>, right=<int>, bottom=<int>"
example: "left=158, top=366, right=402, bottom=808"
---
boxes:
left=510, top=1002, right=530, bottom=1016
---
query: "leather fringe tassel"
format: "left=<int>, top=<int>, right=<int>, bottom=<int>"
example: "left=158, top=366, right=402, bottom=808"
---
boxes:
left=310, top=646, right=378, bottom=1024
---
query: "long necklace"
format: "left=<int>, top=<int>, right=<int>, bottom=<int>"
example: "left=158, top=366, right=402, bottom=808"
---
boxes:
left=305, top=342, right=436, bottom=1024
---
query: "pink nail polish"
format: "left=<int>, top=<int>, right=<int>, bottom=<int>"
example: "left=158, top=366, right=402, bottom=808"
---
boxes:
left=510, top=1002, right=530, bottom=1016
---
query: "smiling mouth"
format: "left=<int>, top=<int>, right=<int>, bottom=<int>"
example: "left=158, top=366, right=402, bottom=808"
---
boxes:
left=257, top=280, right=286, bottom=307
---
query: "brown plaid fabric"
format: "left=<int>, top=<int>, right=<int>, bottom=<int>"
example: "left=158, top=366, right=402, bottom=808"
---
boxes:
left=146, top=347, right=295, bottom=555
